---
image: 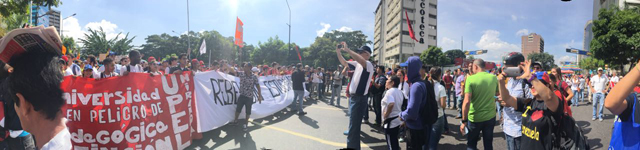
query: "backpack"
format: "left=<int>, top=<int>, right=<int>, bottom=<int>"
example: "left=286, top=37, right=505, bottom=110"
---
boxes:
left=418, top=80, right=438, bottom=125
left=550, top=99, right=590, bottom=150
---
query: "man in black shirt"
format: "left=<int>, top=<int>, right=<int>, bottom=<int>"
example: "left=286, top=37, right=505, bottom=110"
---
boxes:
left=371, top=66, right=387, bottom=125
left=291, top=63, right=307, bottom=115
left=497, top=60, right=563, bottom=150
left=170, top=53, right=190, bottom=74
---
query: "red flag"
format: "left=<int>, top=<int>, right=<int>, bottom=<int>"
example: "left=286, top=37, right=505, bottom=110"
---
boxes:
left=295, top=46, right=302, bottom=62
left=405, top=11, right=419, bottom=42
left=234, top=17, right=244, bottom=48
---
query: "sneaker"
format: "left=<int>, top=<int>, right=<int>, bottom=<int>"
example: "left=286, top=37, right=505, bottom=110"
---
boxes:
left=298, top=112, right=307, bottom=115
left=343, top=130, right=349, bottom=135
left=592, top=118, right=596, bottom=121
left=242, top=124, right=248, bottom=131
left=363, top=120, right=370, bottom=124
left=599, top=118, right=603, bottom=122
left=399, top=138, right=405, bottom=142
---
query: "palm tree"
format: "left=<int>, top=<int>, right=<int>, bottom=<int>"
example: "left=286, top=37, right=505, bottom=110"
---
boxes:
left=79, top=27, right=135, bottom=56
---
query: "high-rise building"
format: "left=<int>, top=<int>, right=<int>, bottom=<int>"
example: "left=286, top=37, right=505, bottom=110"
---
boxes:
left=521, top=33, right=544, bottom=59
left=30, top=6, right=61, bottom=33
left=373, top=0, right=437, bottom=67
left=580, top=20, right=593, bottom=63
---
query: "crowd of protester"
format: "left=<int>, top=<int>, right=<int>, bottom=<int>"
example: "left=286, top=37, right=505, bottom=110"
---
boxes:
left=1, top=31, right=640, bottom=150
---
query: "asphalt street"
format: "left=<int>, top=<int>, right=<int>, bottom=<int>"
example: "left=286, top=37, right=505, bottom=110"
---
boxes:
left=186, top=87, right=614, bottom=150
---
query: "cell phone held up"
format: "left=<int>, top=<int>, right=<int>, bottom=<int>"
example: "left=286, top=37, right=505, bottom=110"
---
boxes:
left=503, top=67, right=523, bottom=77
left=337, top=44, right=343, bottom=49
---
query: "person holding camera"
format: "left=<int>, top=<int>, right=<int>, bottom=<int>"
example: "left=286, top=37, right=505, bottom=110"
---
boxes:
left=499, top=52, right=533, bottom=150
left=497, top=59, right=563, bottom=150
left=336, top=42, right=374, bottom=150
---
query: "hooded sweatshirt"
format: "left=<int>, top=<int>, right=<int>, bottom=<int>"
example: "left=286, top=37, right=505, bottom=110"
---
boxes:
left=400, top=56, right=435, bottom=129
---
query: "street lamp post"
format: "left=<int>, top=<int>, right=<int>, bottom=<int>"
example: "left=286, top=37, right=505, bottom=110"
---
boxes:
left=60, top=13, right=77, bottom=37
left=286, top=0, right=291, bottom=64
left=186, top=0, right=191, bottom=59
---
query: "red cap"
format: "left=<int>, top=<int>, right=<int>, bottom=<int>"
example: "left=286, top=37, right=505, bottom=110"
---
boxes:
left=191, top=59, right=198, bottom=63
left=61, top=55, right=69, bottom=62
left=199, top=60, right=204, bottom=65
left=263, top=65, right=269, bottom=68
left=541, top=73, right=550, bottom=84
left=148, top=56, right=156, bottom=62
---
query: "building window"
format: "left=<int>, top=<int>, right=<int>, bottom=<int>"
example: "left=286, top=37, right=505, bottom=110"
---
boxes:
left=402, top=42, right=414, bottom=47
left=402, top=31, right=410, bottom=35
left=428, top=35, right=436, bottom=40
left=405, top=8, right=415, bottom=13
left=429, top=14, right=437, bottom=19
left=428, top=24, right=436, bottom=29
left=430, top=4, right=437, bottom=9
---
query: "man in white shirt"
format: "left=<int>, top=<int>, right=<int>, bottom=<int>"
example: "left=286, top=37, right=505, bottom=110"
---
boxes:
left=312, top=68, right=322, bottom=99
left=96, top=58, right=119, bottom=79
left=121, top=50, right=144, bottom=75
left=7, top=51, right=71, bottom=149
left=336, top=42, right=374, bottom=150
left=381, top=75, right=404, bottom=150
left=591, top=67, right=609, bottom=121
left=610, top=71, right=620, bottom=88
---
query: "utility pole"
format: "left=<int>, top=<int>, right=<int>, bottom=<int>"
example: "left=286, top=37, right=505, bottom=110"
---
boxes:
left=286, top=0, right=292, bottom=64
left=186, top=0, right=191, bottom=59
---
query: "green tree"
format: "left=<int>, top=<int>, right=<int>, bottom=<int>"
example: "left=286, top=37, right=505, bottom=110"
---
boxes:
left=62, top=36, right=78, bottom=54
left=0, top=0, right=61, bottom=17
left=420, top=46, right=449, bottom=67
left=321, top=30, right=372, bottom=51
left=591, top=7, right=640, bottom=73
left=444, top=49, right=465, bottom=65
left=79, top=27, right=135, bottom=56
left=579, top=57, right=605, bottom=71
left=527, top=52, right=557, bottom=70
left=305, top=37, right=339, bottom=68
left=250, top=36, right=287, bottom=65
left=0, top=13, right=28, bottom=37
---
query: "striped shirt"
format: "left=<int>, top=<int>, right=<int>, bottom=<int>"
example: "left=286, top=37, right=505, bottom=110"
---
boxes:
left=347, top=61, right=374, bottom=95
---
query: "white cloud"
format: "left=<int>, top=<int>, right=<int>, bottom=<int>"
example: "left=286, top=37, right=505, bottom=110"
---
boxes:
left=85, top=20, right=120, bottom=40
left=516, top=29, right=530, bottom=36
left=316, top=22, right=331, bottom=37
left=61, top=17, right=84, bottom=41
left=440, top=37, right=458, bottom=50
left=475, top=30, right=520, bottom=62
left=511, top=15, right=518, bottom=21
left=337, top=26, right=353, bottom=32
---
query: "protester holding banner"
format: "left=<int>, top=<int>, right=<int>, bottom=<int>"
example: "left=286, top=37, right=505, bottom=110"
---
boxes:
left=147, top=60, right=163, bottom=76
left=336, top=41, right=374, bottom=150
left=232, top=62, right=265, bottom=131
left=6, top=50, right=71, bottom=149
left=95, top=58, right=119, bottom=79
left=120, top=50, right=144, bottom=75
left=165, top=57, right=177, bottom=73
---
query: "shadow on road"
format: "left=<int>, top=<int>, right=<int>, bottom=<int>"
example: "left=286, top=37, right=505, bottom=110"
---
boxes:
left=587, top=138, right=603, bottom=150
left=298, top=115, right=320, bottom=129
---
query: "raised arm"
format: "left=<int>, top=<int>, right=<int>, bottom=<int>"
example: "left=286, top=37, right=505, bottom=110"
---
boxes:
left=605, top=60, right=640, bottom=115
left=336, top=44, right=349, bottom=68
left=340, top=42, right=368, bottom=67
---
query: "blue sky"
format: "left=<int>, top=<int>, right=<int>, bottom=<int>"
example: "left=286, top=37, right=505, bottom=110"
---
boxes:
left=58, top=0, right=592, bottom=65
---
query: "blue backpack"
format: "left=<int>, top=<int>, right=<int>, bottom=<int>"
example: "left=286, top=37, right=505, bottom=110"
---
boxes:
left=609, top=93, right=640, bottom=149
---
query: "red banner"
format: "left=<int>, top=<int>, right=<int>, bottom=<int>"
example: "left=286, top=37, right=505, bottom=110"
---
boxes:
left=61, top=73, right=196, bottom=150
left=234, top=17, right=244, bottom=48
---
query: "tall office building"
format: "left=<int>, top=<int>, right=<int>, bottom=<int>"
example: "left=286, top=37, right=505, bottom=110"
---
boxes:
left=521, top=33, right=544, bottom=59
left=373, top=0, right=437, bottom=67
left=580, top=20, right=593, bottom=63
left=30, top=6, right=61, bottom=33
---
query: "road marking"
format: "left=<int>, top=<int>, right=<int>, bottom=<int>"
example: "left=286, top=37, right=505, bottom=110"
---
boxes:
left=249, top=120, right=387, bottom=148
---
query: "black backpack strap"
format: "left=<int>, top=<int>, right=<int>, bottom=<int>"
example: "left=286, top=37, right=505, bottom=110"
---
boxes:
left=521, top=79, right=527, bottom=98
left=127, top=65, right=131, bottom=72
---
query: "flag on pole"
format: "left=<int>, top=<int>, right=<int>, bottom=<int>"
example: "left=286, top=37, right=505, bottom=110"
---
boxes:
left=405, top=11, right=419, bottom=42
left=234, top=17, right=244, bottom=48
left=199, top=39, right=206, bottom=54
left=295, top=46, right=302, bottom=62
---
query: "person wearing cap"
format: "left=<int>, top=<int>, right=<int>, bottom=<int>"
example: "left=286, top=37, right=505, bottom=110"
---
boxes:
left=82, top=64, right=94, bottom=78
left=590, top=67, right=609, bottom=121
left=336, top=41, right=374, bottom=150
left=61, top=56, right=74, bottom=76
left=291, top=63, right=307, bottom=115
left=497, top=60, right=564, bottom=150
left=498, top=52, right=533, bottom=150
left=190, top=59, right=200, bottom=72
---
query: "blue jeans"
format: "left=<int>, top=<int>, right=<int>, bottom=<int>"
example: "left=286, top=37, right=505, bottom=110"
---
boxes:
left=429, top=116, right=445, bottom=150
left=294, top=90, right=305, bottom=113
left=446, top=88, right=454, bottom=107
left=578, top=89, right=584, bottom=102
left=572, top=90, right=579, bottom=106
left=496, top=102, right=503, bottom=120
left=457, top=95, right=464, bottom=117
left=505, top=134, right=521, bottom=150
left=330, top=85, right=342, bottom=106
left=347, top=94, right=368, bottom=149
left=467, top=117, right=496, bottom=150
left=592, top=93, right=605, bottom=119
